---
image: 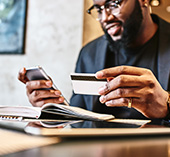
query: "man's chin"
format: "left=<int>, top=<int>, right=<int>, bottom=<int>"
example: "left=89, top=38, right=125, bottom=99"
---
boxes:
left=110, top=34, right=122, bottom=42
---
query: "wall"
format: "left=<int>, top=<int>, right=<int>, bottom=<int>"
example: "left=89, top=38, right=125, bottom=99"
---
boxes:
left=151, top=0, right=170, bottom=23
left=83, top=0, right=103, bottom=46
left=0, top=0, right=84, bottom=106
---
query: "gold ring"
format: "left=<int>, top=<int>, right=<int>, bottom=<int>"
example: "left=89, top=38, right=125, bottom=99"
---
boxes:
left=128, top=98, right=132, bottom=108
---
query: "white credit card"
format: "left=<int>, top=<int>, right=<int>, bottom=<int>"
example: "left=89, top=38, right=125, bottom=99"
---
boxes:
left=70, top=73, right=107, bottom=95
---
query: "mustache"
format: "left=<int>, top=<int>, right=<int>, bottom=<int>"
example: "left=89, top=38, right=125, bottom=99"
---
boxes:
left=102, top=20, right=123, bottom=32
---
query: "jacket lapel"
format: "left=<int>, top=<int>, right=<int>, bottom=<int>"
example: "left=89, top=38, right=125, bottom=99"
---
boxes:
left=94, top=36, right=108, bottom=71
left=158, top=17, right=170, bottom=90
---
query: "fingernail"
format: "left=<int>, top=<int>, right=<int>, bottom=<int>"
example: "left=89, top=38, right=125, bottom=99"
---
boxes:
left=59, top=97, right=64, bottom=102
left=96, top=71, right=103, bottom=78
left=19, top=67, right=26, bottom=74
left=100, top=95, right=105, bottom=103
left=46, top=81, right=52, bottom=87
left=55, top=91, right=61, bottom=96
left=98, top=87, right=104, bottom=94
left=105, top=101, right=111, bottom=106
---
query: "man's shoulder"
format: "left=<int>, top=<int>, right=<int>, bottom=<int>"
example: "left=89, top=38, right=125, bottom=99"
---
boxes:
left=152, top=14, right=170, bottom=34
left=77, top=35, right=108, bottom=66
left=82, top=35, right=107, bottom=51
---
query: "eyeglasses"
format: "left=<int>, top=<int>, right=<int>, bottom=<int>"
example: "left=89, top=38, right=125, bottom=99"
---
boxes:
left=87, top=0, right=123, bottom=21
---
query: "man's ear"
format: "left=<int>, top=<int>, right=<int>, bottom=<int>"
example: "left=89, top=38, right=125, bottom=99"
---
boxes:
left=138, top=0, right=149, bottom=8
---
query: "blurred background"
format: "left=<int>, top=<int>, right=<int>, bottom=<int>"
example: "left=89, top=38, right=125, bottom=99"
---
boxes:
left=0, top=0, right=169, bottom=107
left=0, top=0, right=83, bottom=106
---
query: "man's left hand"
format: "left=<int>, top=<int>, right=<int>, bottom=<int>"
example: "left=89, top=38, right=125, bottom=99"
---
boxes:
left=95, top=66, right=169, bottom=119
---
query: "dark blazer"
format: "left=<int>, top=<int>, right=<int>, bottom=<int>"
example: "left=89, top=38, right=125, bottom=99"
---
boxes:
left=70, top=15, right=170, bottom=119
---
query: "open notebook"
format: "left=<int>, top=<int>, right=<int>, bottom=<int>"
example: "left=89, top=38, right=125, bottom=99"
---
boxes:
left=0, top=103, right=114, bottom=122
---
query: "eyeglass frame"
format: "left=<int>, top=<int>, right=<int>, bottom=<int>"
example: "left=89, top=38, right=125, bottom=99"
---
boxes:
left=87, top=0, right=123, bottom=21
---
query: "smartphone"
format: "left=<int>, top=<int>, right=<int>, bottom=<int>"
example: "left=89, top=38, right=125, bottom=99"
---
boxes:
left=26, top=66, right=69, bottom=106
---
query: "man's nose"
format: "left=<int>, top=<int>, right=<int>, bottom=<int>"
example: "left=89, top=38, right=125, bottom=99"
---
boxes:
left=100, top=9, right=115, bottom=23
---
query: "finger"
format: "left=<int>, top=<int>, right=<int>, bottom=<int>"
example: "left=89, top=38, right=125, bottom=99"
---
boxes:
left=28, top=89, right=62, bottom=101
left=107, top=77, right=114, bottom=82
left=98, top=75, right=144, bottom=95
left=26, top=80, right=53, bottom=94
left=104, top=97, right=151, bottom=118
left=96, top=66, right=150, bottom=79
left=32, top=97, right=65, bottom=107
left=18, top=67, right=28, bottom=84
left=99, top=87, right=141, bottom=104
left=104, top=97, right=140, bottom=108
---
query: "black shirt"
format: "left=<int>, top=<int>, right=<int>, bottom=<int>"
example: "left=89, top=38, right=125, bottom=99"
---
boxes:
left=105, top=30, right=159, bottom=79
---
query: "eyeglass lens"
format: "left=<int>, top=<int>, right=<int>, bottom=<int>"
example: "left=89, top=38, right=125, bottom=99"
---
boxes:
left=89, top=0, right=121, bottom=21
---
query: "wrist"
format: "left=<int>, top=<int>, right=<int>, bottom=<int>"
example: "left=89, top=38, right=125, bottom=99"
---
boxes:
left=165, top=91, right=170, bottom=119
left=167, top=91, right=170, bottom=109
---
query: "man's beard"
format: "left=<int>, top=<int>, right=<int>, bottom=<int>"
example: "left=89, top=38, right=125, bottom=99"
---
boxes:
left=103, top=0, right=143, bottom=51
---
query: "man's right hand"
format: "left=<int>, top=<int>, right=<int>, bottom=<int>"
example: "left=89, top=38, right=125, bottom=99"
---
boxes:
left=18, top=67, right=64, bottom=107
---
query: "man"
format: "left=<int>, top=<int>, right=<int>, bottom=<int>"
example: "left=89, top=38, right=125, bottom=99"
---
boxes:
left=18, top=0, right=170, bottom=119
